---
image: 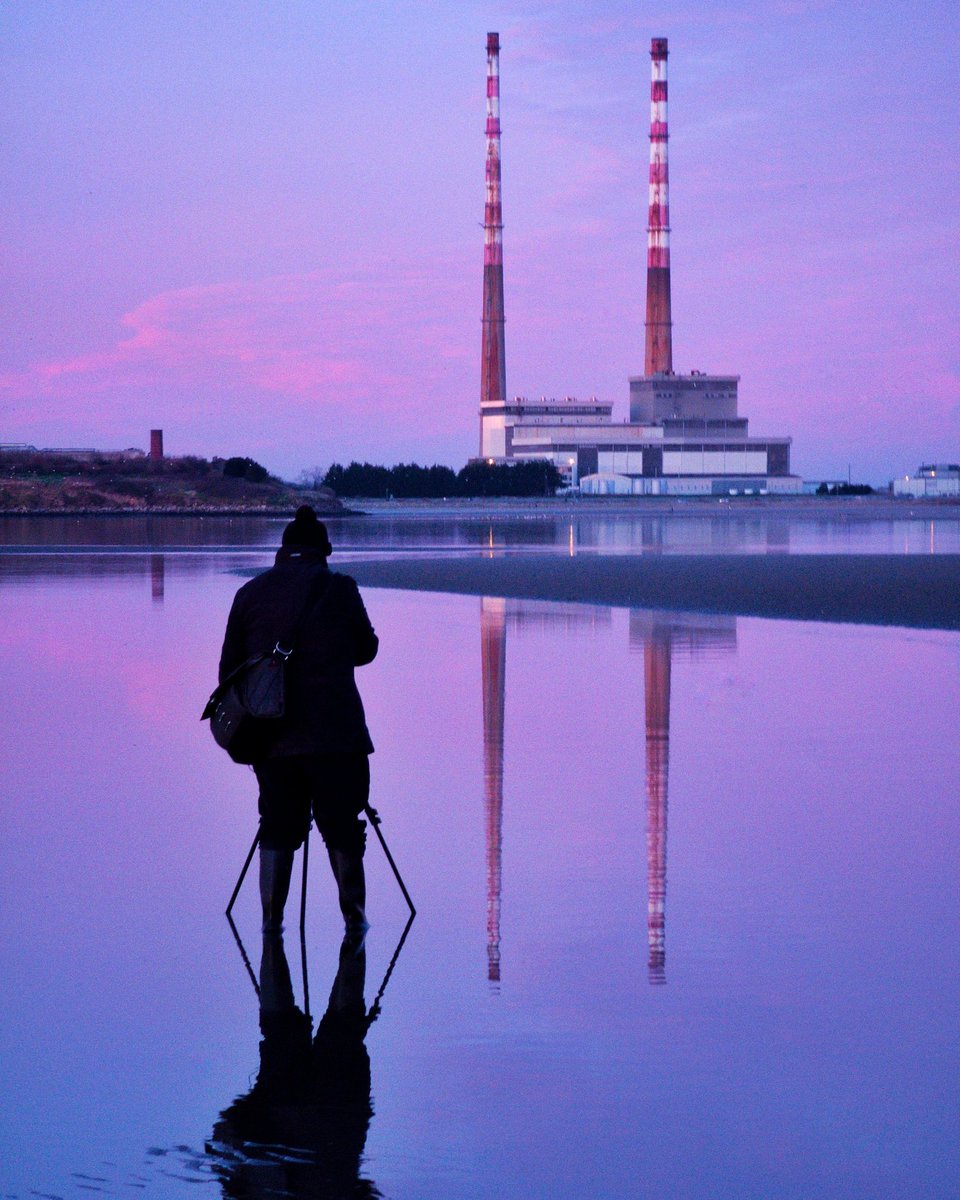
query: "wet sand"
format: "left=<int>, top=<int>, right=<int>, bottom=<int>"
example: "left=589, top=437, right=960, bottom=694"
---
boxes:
left=347, top=553, right=960, bottom=630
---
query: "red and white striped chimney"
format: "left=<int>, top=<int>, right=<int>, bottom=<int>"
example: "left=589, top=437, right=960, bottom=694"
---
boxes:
left=480, top=31, right=506, bottom=440
left=644, top=37, right=672, bottom=376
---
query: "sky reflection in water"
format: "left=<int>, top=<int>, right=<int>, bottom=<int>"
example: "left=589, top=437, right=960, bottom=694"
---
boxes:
left=3, top=509, right=960, bottom=557
left=1, top=549, right=958, bottom=1198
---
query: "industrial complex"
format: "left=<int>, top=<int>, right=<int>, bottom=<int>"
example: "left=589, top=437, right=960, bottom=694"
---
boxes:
left=478, top=35, right=800, bottom=496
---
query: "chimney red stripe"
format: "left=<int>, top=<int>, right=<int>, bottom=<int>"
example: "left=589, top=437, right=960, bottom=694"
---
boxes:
left=645, top=37, right=672, bottom=375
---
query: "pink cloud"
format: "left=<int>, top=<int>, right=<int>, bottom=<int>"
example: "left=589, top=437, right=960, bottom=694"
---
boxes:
left=21, top=275, right=366, bottom=393
left=0, top=256, right=478, bottom=467
left=5, top=259, right=474, bottom=395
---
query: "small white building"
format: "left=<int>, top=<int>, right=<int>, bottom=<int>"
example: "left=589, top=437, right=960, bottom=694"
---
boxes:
left=893, top=464, right=960, bottom=498
left=579, top=472, right=799, bottom=497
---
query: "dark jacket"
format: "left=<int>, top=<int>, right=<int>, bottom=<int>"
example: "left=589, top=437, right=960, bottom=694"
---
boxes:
left=219, top=548, right=378, bottom=757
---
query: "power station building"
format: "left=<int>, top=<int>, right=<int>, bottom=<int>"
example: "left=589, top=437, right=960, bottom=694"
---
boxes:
left=478, top=35, right=800, bottom=496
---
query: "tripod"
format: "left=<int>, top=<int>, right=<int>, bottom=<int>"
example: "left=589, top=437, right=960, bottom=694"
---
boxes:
left=226, top=804, right=416, bottom=936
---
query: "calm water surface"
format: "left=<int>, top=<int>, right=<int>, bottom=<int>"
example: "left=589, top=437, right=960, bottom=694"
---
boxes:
left=3, top=507, right=960, bottom=556
left=1, top=521, right=958, bottom=1198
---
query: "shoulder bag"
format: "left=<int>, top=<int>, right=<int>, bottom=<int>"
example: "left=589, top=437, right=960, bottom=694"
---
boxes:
left=201, top=572, right=331, bottom=764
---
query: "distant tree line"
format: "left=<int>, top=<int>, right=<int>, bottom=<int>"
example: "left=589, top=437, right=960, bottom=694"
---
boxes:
left=319, top=459, right=562, bottom=498
left=1, top=446, right=563, bottom=498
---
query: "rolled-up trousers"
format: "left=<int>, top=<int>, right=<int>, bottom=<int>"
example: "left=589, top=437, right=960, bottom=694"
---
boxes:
left=254, top=752, right=370, bottom=856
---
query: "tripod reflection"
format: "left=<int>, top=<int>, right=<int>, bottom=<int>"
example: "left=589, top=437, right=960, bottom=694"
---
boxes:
left=208, top=931, right=383, bottom=1198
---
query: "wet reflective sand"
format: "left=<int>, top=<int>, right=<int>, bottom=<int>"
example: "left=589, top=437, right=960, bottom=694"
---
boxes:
left=1, top=525, right=959, bottom=1198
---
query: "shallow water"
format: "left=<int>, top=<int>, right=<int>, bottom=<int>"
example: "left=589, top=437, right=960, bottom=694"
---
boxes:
left=2, top=526, right=959, bottom=1198
left=2, top=506, right=960, bottom=557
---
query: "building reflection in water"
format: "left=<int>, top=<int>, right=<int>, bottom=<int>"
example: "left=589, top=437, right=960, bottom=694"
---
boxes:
left=480, top=596, right=735, bottom=986
left=480, top=597, right=506, bottom=984
left=480, top=598, right=612, bottom=985
left=150, top=554, right=165, bottom=603
left=641, top=625, right=671, bottom=984
left=629, top=611, right=736, bottom=983
left=208, top=932, right=380, bottom=1198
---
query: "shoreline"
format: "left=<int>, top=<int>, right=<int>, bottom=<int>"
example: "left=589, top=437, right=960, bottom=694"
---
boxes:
left=346, top=553, right=960, bottom=631
left=0, top=505, right=357, bottom=518
left=351, top=495, right=960, bottom=521
left=2, top=494, right=959, bottom=521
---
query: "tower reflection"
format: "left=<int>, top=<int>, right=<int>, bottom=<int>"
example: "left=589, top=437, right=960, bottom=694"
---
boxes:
left=642, top=626, right=671, bottom=984
left=480, top=597, right=506, bottom=984
left=480, top=598, right=610, bottom=984
left=480, top=597, right=736, bottom=986
left=629, top=610, right=737, bottom=983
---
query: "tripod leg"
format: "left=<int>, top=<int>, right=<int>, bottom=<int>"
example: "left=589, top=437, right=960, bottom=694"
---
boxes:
left=364, top=805, right=416, bottom=916
left=299, top=824, right=310, bottom=937
left=227, top=828, right=261, bottom=917
left=300, top=924, right=311, bottom=1020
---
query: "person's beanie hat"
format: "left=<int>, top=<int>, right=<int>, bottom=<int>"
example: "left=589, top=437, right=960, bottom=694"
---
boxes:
left=282, top=505, right=332, bottom=554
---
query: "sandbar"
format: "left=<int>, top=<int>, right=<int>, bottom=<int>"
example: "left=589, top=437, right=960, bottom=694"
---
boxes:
left=347, top=553, right=960, bottom=631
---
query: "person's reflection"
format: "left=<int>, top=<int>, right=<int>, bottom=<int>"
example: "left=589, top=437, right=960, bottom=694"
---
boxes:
left=209, top=932, right=380, bottom=1198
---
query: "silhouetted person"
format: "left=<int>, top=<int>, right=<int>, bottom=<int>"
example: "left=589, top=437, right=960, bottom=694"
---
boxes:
left=219, top=505, right=378, bottom=933
left=209, top=931, right=380, bottom=1198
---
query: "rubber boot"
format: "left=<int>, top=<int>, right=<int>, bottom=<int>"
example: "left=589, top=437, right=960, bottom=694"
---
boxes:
left=259, top=931, right=295, bottom=1013
left=259, top=847, right=295, bottom=933
left=327, top=848, right=369, bottom=933
left=328, top=929, right=368, bottom=1013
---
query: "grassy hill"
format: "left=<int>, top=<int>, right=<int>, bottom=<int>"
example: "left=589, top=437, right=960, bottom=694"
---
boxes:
left=0, top=450, right=344, bottom=514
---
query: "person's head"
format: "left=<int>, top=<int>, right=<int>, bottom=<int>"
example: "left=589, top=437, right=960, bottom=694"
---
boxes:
left=281, top=505, right=332, bottom=557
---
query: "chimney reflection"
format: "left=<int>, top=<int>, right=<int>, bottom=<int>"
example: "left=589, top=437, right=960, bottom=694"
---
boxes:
left=480, top=597, right=736, bottom=987
left=643, top=629, right=671, bottom=984
left=480, top=600, right=612, bottom=982
left=630, top=610, right=737, bottom=984
left=480, top=597, right=506, bottom=984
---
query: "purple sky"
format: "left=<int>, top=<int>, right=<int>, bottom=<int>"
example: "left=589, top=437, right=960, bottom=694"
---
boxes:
left=2, top=1, right=958, bottom=484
